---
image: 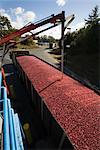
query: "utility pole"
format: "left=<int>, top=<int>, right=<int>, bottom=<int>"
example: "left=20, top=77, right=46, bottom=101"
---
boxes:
left=61, top=11, right=65, bottom=79
left=61, top=13, right=75, bottom=79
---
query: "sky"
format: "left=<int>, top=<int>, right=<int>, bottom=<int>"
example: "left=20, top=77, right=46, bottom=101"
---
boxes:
left=0, top=0, right=99, bottom=39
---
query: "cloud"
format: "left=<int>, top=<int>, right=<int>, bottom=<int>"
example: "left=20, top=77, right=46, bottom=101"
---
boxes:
left=0, top=7, right=36, bottom=29
left=0, top=8, right=5, bottom=14
left=0, top=8, right=11, bottom=22
left=56, top=0, right=67, bottom=6
left=11, top=15, right=24, bottom=29
left=23, top=11, right=36, bottom=22
left=14, top=7, right=24, bottom=15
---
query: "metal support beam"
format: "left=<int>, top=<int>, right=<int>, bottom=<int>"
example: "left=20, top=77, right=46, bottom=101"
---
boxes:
left=11, top=109, right=19, bottom=150
left=0, top=72, right=2, bottom=99
left=14, top=113, right=24, bottom=150
left=41, top=99, right=43, bottom=120
left=7, top=99, right=16, bottom=150
left=3, top=87, right=10, bottom=150
left=61, top=11, right=65, bottom=79
left=58, top=132, right=66, bottom=149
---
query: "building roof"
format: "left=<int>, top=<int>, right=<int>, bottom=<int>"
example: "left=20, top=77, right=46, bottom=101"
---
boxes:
left=17, top=55, right=100, bottom=150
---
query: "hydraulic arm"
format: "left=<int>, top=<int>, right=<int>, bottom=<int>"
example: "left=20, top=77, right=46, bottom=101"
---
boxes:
left=0, top=12, right=65, bottom=46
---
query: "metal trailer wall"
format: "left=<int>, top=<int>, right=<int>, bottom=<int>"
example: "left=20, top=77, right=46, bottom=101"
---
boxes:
left=12, top=54, right=74, bottom=149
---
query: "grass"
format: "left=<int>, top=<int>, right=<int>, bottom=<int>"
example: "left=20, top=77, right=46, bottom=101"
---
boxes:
left=16, top=43, right=39, bottom=49
left=49, top=48, right=61, bottom=55
left=50, top=48, right=100, bottom=89
left=65, top=53, right=100, bottom=88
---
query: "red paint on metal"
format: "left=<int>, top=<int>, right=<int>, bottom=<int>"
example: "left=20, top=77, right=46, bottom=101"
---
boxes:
left=17, top=56, right=100, bottom=150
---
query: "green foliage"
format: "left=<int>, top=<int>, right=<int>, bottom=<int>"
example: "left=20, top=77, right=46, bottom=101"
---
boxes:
left=64, top=6, right=100, bottom=88
left=0, top=15, right=12, bottom=38
left=38, top=35, right=48, bottom=43
left=0, top=15, right=12, bottom=30
left=48, top=36, right=56, bottom=43
left=21, top=36, right=35, bottom=46
left=38, top=35, right=56, bottom=43
left=85, top=5, right=100, bottom=26
left=64, top=6, right=100, bottom=55
left=1, top=28, right=17, bottom=38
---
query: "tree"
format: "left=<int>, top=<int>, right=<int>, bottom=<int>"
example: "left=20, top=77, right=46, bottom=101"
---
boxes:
left=85, top=5, right=100, bottom=26
left=0, top=15, right=12, bottom=29
left=21, top=35, right=35, bottom=46
left=0, top=15, right=12, bottom=38
left=48, top=36, right=56, bottom=43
